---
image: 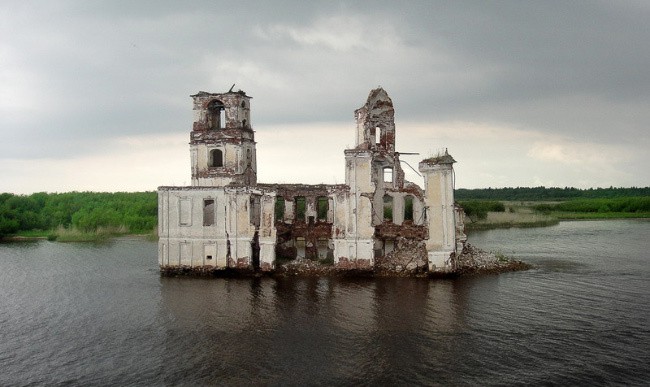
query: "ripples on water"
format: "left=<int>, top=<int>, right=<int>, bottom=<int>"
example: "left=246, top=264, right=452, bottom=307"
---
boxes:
left=0, top=220, right=648, bottom=385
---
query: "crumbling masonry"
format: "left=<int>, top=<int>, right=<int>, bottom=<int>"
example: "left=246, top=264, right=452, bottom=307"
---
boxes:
left=158, top=88, right=466, bottom=274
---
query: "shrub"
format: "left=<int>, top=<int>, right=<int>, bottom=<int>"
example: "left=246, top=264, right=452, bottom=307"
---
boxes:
left=459, top=200, right=505, bottom=221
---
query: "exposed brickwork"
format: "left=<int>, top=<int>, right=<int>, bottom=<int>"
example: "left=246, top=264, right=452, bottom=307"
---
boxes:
left=375, top=222, right=428, bottom=240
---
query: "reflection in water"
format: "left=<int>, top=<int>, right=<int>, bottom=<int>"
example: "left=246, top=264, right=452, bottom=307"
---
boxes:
left=157, top=276, right=469, bottom=385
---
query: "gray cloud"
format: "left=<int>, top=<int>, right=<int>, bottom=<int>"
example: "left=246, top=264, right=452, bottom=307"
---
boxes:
left=1, top=1, right=648, bottom=189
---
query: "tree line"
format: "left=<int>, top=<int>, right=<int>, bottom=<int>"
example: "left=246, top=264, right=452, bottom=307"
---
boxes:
left=455, top=186, right=650, bottom=201
left=534, top=197, right=650, bottom=214
left=0, top=192, right=157, bottom=238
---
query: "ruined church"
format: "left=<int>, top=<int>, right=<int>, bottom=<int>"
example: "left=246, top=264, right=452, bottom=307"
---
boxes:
left=158, top=87, right=466, bottom=274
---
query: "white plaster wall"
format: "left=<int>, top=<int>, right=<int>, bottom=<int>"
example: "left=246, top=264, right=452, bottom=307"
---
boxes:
left=284, top=201, right=295, bottom=223
left=419, top=162, right=456, bottom=271
left=413, top=198, right=425, bottom=225
left=392, top=193, right=405, bottom=225
left=355, top=196, right=374, bottom=240
left=332, top=239, right=374, bottom=263
left=332, top=192, right=349, bottom=239
left=158, top=187, right=269, bottom=269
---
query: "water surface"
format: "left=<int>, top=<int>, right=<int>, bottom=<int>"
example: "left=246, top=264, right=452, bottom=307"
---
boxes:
left=1, top=220, right=648, bottom=385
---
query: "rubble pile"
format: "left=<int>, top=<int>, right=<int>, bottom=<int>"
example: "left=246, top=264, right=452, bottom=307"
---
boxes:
left=375, top=238, right=428, bottom=275
left=276, top=259, right=339, bottom=276
left=162, top=243, right=530, bottom=278
left=455, top=243, right=530, bottom=275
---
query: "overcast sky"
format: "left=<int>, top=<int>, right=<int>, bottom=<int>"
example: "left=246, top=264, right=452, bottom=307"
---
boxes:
left=2, top=1, right=649, bottom=194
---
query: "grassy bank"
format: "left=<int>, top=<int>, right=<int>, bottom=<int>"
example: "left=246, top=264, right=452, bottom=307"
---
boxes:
left=463, top=197, right=649, bottom=231
left=551, top=212, right=650, bottom=220
left=464, top=203, right=559, bottom=231
left=8, top=225, right=158, bottom=243
left=465, top=212, right=559, bottom=230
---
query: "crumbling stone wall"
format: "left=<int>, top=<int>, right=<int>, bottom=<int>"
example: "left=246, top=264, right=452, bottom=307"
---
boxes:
left=259, top=183, right=344, bottom=261
left=375, top=237, right=428, bottom=274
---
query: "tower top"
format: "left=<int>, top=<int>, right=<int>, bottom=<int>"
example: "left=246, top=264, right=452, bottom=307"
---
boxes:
left=191, top=88, right=252, bottom=132
left=190, top=89, right=252, bottom=98
left=189, top=87, right=257, bottom=186
left=352, top=87, right=396, bottom=152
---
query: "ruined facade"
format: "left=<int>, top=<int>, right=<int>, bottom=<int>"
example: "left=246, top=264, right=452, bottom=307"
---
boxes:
left=158, top=88, right=466, bottom=274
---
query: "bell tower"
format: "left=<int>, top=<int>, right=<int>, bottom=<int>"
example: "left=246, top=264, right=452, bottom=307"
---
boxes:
left=189, top=88, right=257, bottom=187
left=345, top=88, right=406, bottom=225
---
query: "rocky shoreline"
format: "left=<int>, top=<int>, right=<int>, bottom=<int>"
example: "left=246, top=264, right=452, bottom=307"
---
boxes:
left=160, top=243, right=530, bottom=278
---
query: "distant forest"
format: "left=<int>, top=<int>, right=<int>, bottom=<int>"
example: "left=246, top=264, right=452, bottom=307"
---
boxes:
left=1, top=187, right=649, bottom=238
left=455, top=186, right=650, bottom=201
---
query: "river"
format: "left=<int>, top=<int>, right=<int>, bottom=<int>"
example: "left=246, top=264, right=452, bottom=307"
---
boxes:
left=0, top=220, right=648, bottom=385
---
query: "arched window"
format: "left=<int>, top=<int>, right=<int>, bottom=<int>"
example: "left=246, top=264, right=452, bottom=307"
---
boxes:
left=207, top=100, right=225, bottom=129
left=210, top=149, right=223, bottom=167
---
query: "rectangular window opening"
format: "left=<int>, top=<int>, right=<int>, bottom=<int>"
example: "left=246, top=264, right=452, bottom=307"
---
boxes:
left=383, top=167, right=393, bottom=183
left=203, top=199, right=215, bottom=226
left=317, top=239, right=329, bottom=259
left=384, top=239, right=395, bottom=254
left=404, top=196, right=414, bottom=221
left=295, top=196, right=306, bottom=222
left=295, top=237, right=306, bottom=259
left=317, top=196, right=328, bottom=221
left=275, top=197, right=285, bottom=221
left=383, top=195, right=393, bottom=222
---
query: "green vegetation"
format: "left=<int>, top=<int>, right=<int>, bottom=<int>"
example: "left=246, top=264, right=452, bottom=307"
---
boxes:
left=458, top=200, right=505, bottom=222
left=456, top=186, right=649, bottom=201
left=295, top=197, right=306, bottom=220
left=457, top=187, right=649, bottom=230
left=533, top=197, right=650, bottom=219
left=274, top=197, right=285, bottom=221
left=0, top=191, right=157, bottom=241
left=404, top=196, right=414, bottom=221
left=317, top=197, right=328, bottom=220
left=383, top=195, right=393, bottom=221
left=458, top=200, right=555, bottom=230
